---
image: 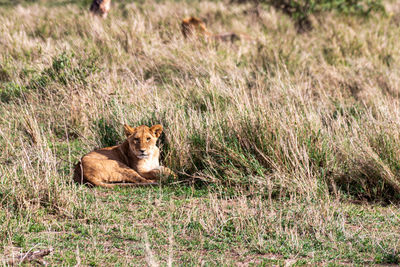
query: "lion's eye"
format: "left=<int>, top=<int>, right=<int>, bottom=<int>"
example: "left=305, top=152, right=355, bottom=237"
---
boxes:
left=146, top=137, right=151, bottom=142
left=134, top=138, right=139, bottom=143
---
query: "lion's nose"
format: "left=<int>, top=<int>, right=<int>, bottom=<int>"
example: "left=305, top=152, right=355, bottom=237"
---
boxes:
left=139, top=149, right=146, bottom=153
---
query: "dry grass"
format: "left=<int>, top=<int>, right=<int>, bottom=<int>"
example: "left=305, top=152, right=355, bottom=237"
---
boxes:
left=1, top=0, right=400, bottom=265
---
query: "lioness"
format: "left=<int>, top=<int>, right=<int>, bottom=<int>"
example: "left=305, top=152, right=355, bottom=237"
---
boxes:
left=74, top=124, right=175, bottom=188
left=181, top=16, right=241, bottom=42
left=90, top=0, right=111, bottom=18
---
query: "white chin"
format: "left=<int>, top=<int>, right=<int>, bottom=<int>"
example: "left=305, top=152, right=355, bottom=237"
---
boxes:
left=137, top=155, right=149, bottom=159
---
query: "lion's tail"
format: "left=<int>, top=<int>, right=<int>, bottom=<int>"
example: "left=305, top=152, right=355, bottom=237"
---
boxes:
left=73, top=161, right=85, bottom=185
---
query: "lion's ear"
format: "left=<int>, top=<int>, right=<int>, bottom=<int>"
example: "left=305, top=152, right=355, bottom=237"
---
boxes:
left=123, top=124, right=136, bottom=137
left=150, top=124, right=163, bottom=138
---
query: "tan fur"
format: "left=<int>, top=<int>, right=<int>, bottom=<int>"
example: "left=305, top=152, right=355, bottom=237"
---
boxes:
left=181, top=17, right=213, bottom=39
left=73, top=124, right=175, bottom=188
left=181, top=16, right=247, bottom=42
left=90, top=0, right=111, bottom=18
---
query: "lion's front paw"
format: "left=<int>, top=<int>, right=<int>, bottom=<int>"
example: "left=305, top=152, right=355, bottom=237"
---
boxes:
left=159, top=166, right=177, bottom=179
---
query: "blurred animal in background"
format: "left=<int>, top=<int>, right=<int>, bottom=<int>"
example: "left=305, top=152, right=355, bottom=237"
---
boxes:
left=90, top=0, right=111, bottom=18
left=74, top=124, right=176, bottom=188
left=181, top=17, right=213, bottom=38
left=181, top=16, right=243, bottom=42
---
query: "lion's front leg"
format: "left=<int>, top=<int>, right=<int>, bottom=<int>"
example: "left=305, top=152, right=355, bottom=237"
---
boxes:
left=140, top=166, right=176, bottom=181
left=80, top=158, right=156, bottom=186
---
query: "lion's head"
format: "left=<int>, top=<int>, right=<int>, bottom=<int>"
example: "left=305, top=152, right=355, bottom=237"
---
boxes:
left=123, top=124, right=163, bottom=159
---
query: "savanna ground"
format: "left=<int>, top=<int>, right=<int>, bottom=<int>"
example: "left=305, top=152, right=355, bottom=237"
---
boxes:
left=1, top=0, right=400, bottom=265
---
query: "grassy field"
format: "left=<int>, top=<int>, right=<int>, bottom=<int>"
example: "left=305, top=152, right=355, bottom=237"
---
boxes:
left=1, top=0, right=400, bottom=265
